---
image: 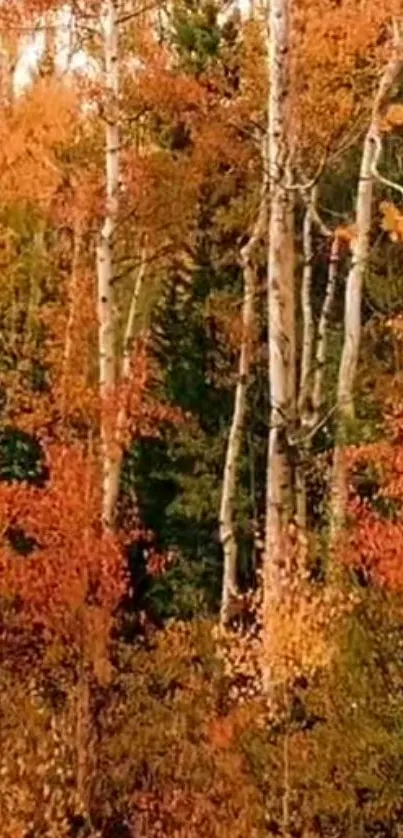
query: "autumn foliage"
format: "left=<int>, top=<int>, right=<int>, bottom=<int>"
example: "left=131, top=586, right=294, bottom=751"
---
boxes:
left=2, top=0, right=403, bottom=836
left=0, top=444, right=124, bottom=635
left=340, top=392, right=403, bottom=592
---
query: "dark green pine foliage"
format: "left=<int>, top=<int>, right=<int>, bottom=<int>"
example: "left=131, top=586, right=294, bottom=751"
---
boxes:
left=120, top=1, right=268, bottom=619
left=121, top=2, right=274, bottom=620
left=170, top=0, right=222, bottom=74
left=123, top=235, right=252, bottom=619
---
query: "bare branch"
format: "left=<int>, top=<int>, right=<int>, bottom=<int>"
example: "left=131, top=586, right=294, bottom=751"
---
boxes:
left=371, top=131, right=403, bottom=196
left=300, top=185, right=332, bottom=238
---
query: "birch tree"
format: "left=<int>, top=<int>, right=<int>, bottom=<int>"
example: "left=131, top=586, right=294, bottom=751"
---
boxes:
left=330, top=27, right=403, bottom=539
left=96, top=0, right=121, bottom=529
left=219, top=176, right=267, bottom=626
left=102, top=247, right=148, bottom=528
left=96, top=0, right=146, bottom=529
left=295, top=191, right=339, bottom=531
left=297, top=191, right=315, bottom=432
left=311, top=235, right=339, bottom=424
left=263, top=0, right=295, bottom=676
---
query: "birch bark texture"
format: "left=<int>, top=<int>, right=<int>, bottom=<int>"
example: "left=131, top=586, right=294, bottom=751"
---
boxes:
left=264, top=0, right=295, bottom=672
left=311, top=234, right=339, bottom=423
left=219, top=179, right=267, bottom=626
left=298, top=189, right=339, bottom=434
left=298, top=191, right=315, bottom=427
left=103, top=250, right=148, bottom=528
left=295, top=193, right=315, bottom=533
left=97, top=0, right=120, bottom=529
left=330, top=34, right=403, bottom=539
left=295, top=205, right=339, bottom=532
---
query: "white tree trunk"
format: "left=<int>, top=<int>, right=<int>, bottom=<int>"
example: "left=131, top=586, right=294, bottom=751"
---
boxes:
left=296, top=222, right=339, bottom=531
left=295, top=197, right=314, bottom=533
left=219, top=185, right=266, bottom=626
left=264, top=0, right=294, bottom=680
left=103, top=250, right=147, bottom=527
left=298, top=193, right=315, bottom=426
left=330, top=41, right=403, bottom=538
left=311, top=234, right=339, bottom=424
left=97, top=0, right=120, bottom=528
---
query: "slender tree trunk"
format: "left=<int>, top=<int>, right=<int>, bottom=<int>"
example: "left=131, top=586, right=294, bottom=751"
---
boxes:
left=102, top=250, right=147, bottom=526
left=97, top=0, right=120, bottom=529
left=298, top=193, right=315, bottom=427
left=311, top=234, right=339, bottom=424
left=219, top=184, right=266, bottom=626
left=330, top=43, right=403, bottom=539
left=295, top=225, right=339, bottom=532
left=264, top=0, right=295, bottom=685
left=285, top=194, right=296, bottom=425
left=295, top=197, right=314, bottom=532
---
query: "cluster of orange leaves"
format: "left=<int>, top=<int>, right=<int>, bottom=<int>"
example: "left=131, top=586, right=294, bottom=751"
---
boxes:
left=343, top=400, right=403, bottom=591
left=380, top=201, right=403, bottom=242
left=0, top=444, right=126, bottom=638
left=0, top=78, right=79, bottom=210
left=217, top=533, right=349, bottom=701
left=0, top=10, right=219, bottom=674
left=292, top=0, right=397, bottom=163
